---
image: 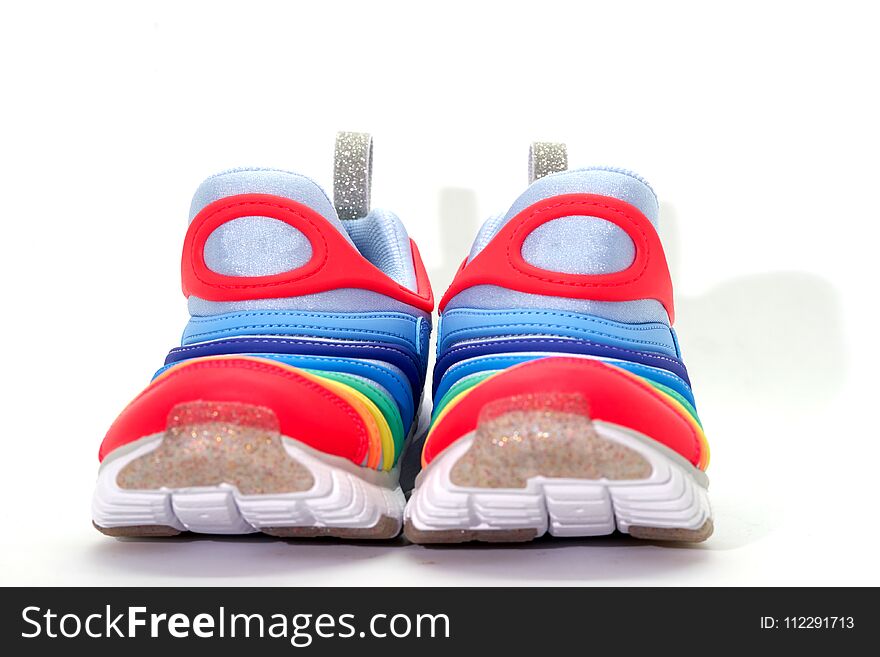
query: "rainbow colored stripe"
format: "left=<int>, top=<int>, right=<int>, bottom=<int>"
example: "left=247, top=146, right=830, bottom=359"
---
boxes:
left=425, top=305, right=709, bottom=470
left=154, top=354, right=410, bottom=472
left=425, top=357, right=709, bottom=469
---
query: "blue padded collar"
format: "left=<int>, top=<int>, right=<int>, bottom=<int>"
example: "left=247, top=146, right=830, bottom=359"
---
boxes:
left=183, top=310, right=430, bottom=364
left=439, top=307, right=677, bottom=356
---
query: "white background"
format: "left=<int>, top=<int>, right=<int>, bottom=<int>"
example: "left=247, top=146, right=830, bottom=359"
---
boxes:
left=1, top=0, right=878, bottom=586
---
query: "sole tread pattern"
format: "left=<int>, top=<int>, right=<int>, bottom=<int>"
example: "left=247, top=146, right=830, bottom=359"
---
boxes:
left=405, top=421, right=713, bottom=544
left=92, top=434, right=404, bottom=539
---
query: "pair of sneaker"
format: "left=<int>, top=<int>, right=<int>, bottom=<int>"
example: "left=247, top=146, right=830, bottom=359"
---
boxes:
left=92, top=133, right=712, bottom=543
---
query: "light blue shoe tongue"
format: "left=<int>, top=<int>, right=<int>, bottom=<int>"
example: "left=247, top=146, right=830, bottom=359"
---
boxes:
left=469, top=152, right=661, bottom=264
left=188, top=167, right=347, bottom=229
left=455, top=144, right=671, bottom=325
left=185, top=135, right=417, bottom=292
left=504, top=166, right=660, bottom=228
left=187, top=168, right=354, bottom=278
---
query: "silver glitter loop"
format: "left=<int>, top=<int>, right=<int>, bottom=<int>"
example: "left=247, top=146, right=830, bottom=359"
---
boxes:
left=333, top=131, right=373, bottom=220
left=528, top=141, right=568, bottom=184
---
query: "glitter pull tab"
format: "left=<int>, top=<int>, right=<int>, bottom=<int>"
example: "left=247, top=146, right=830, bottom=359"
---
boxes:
left=333, top=131, right=373, bottom=220
left=528, top=141, right=568, bottom=184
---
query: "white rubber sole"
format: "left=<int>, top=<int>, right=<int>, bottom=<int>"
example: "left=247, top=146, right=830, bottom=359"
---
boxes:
left=92, top=434, right=405, bottom=539
left=404, top=421, right=713, bottom=543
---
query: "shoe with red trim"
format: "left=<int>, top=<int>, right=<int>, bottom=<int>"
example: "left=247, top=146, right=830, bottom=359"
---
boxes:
left=402, top=143, right=713, bottom=543
left=92, top=133, right=433, bottom=539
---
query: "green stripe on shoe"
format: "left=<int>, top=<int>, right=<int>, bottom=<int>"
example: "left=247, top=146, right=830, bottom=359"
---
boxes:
left=303, top=368, right=406, bottom=457
left=430, top=363, right=702, bottom=429
left=642, top=378, right=703, bottom=428
left=431, top=371, right=498, bottom=423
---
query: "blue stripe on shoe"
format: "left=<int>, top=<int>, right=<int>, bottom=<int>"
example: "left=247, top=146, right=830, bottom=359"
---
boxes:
left=432, top=352, right=696, bottom=409
left=166, top=336, right=424, bottom=393
left=256, top=354, right=417, bottom=430
left=431, top=336, right=690, bottom=397
left=183, top=310, right=430, bottom=363
left=438, top=308, right=678, bottom=356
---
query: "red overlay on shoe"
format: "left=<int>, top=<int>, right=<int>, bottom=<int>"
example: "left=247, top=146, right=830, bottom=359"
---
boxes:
left=422, top=358, right=705, bottom=467
left=99, top=357, right=370, bottom=465
left=181, top=194, right=434, bottom=312
left=439, top=193, right=675, bottom=321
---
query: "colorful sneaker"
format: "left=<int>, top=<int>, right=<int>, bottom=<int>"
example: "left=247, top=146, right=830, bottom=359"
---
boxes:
left=93, top=133, right=433, bottom=539
left=403, top=143, right=712, bottom=543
